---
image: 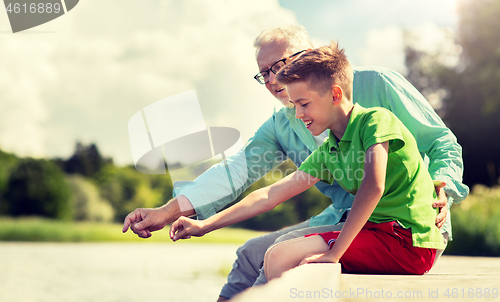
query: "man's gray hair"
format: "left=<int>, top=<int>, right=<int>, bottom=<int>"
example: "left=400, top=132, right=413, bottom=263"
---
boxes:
left=254, top=24, right=314, bottom=56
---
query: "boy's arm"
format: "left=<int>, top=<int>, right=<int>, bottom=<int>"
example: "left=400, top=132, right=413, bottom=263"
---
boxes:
left=301, top=142, right=388, bottom=264
left=177, top=113, right=292, bottom=220
left=170, top=170, right=319, bottom=241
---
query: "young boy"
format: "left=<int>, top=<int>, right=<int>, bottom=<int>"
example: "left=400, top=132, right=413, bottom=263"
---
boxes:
left=169, top=42, right=444, bottom=278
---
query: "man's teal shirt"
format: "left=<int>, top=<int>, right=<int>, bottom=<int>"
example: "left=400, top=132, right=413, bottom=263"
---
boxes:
left=175, top=66, right=469, bottom=239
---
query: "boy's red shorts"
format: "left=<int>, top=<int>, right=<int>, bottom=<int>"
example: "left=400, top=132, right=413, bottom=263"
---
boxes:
left=305, top=221, right=436, bottom=275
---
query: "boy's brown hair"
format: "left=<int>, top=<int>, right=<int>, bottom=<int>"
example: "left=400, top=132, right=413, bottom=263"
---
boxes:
left=277, top=41, right=353, bottom=101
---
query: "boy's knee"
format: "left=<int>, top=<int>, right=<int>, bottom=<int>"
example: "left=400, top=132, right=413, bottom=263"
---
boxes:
left=263, top=241, right=287, bottom=278
left=264, top=242, right=286, bottom=269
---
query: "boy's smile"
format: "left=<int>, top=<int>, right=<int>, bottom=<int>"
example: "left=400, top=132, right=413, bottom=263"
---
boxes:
left=286, top=81, right=352, bottom=139
left=304, top=119, right=313, bottom=129
left=286, top=81, right=335, bottom=136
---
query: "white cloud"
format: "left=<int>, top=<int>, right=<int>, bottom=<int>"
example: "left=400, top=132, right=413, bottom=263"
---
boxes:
left=0, top=36, right=56, bottom=157
left=405, top=22, right=460, bottom=68
left=357, top=22, right=459, bottom=75
left=0, top=0, right=298, bottom=165
left=357, top=25, right=406, bottom=73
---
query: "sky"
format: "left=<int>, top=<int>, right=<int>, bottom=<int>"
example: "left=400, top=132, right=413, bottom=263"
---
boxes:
left=0, top=0, right=459, bottom=166
left=280, top=0, right=459, bottom=70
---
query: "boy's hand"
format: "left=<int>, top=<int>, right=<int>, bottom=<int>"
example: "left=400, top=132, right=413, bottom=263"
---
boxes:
left=170, top=216, right=207, bottom=241
left=299, top=252, right=339, bottom=266
left=122, top=208, right=168, bottom=238
left=432, top=180, right=448, bottom=229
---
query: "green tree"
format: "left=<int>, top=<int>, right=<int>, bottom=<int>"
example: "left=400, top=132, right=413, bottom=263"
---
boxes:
left=446, top=185, right=500, bottom=256
left=97, top=165, right=172, bottom=222
left=3, top=158, right=72, bottom=220
left=404, top=0, right=500, bottom=186
left=0, top=149, right=18, bottom=215
left=56, top=142, right=112, bottom=177
left=66, top=175, right=115, bottom=222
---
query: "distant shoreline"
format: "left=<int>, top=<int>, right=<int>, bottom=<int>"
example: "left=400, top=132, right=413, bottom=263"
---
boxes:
left=0, top=217, right=265, bottom=244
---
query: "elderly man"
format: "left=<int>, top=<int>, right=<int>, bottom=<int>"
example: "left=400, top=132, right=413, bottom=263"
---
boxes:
left=123, top=24, right=469, bottom=301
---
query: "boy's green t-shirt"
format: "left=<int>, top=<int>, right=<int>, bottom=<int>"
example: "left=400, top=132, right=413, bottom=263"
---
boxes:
left=299, top=104, right=444, bottom=249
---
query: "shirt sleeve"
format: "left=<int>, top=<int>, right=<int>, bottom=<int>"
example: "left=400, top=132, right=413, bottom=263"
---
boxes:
left=360, top=67, right=470, bottom=204
left=359, top=109, right=406, bottom=153
left=174, top=112, right=288, bottom=220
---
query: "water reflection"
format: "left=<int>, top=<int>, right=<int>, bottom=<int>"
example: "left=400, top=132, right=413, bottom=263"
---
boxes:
left=0, top=243, right=239, bottom=302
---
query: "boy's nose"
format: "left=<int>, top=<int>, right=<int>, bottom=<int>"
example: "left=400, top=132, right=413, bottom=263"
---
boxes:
left=295, top=107, right=303, bottom=119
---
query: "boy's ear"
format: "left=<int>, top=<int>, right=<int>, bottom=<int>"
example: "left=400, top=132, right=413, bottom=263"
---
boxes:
left=331, top=85, right=343, bottom=105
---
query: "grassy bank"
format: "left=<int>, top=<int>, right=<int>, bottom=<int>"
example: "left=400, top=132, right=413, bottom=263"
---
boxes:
left=446, top=185, right=500, bottom=256
left=0, top=217, right=266, bottom=244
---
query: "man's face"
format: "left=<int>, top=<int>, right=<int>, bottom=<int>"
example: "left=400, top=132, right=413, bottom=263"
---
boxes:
left=256, top=41, right=294, bottom=107
left=286, top=81, right=336, bottom=136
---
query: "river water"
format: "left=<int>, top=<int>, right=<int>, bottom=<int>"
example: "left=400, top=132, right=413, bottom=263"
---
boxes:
left=0, top=242, right=240, bottom=302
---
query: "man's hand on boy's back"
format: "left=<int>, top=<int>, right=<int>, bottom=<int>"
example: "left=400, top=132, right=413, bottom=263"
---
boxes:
left=433, top=181, right=448, bottom=229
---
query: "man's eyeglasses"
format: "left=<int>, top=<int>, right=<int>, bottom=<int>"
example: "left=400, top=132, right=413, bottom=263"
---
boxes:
left=254, top=50, right=306, bottom=85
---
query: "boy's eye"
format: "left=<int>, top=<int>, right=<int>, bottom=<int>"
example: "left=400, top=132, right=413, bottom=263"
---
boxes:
left=301, top=103, right=308, bottom=107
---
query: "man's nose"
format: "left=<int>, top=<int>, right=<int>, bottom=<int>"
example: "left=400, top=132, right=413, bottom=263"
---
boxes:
left=268, top=71, right=277, bottom=84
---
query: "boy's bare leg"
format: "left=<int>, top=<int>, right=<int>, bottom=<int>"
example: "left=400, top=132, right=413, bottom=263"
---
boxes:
left=252, top=222, right=344, bottom=287
left=218, top=221, right=310, bottom=300
left=216, top=296, right=228, bottom=302
left=263, top=231, right=448, bottom=282
left=264, top=236, right=329, bottom=281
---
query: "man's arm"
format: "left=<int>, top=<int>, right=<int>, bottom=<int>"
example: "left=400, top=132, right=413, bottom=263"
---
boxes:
left=122, top=195, right=195, bottom=238
left=169, top=170, right=319, bottom=241
left=176, top=111, right=295, bottom=220
left=353, top=67, right=469, bottom=232
left=123, top=112, right=291, bottom=237
left=370, top=67, right=469, bottom=203
left=376, top=69, right=468, bottom=230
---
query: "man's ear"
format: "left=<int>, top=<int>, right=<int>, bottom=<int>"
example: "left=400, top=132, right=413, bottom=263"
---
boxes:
left=332, top=85, right=343, bottom=105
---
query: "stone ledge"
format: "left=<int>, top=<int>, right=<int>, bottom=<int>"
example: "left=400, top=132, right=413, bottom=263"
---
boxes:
left=232, top=263, right=341, bottom=302
left=231, top=256, right=500, bottom=302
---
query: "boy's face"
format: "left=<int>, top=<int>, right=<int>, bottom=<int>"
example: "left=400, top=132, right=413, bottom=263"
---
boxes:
left=286, top=81, right=337, bottom=136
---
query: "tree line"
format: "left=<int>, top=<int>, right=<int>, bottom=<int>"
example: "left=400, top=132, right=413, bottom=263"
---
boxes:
left=0, top=143, right=331, bottom=230
left=0, top=143, right=173, bottom=223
